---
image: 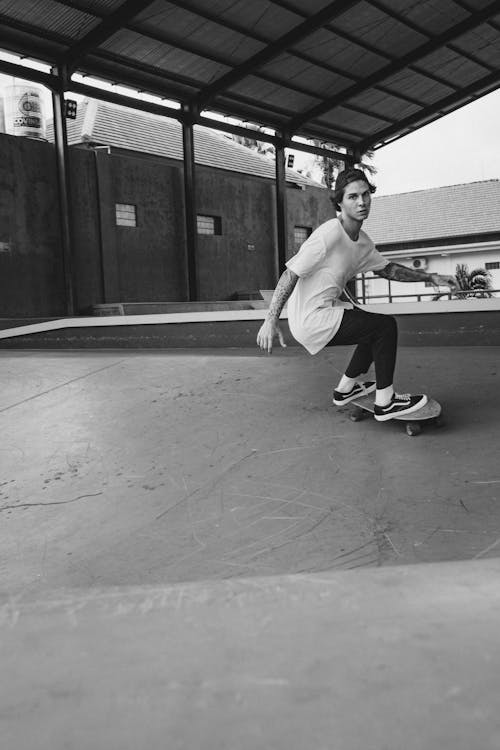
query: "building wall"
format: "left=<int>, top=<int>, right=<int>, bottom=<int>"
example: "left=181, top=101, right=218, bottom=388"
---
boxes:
left=195, top=168, right=276, bottom=300
left=195, top=171, right=332, bottom=299
left=84, top=150, right=187, bottom=307
left=8, top=131, right=498, bottom=317
left=359, top=247, right=500, bottom=303
left=286, top=186, right=333, bottom=259
left=0, top=132, right=334, bottom=315
left=0, top=134, right=66, bottom=316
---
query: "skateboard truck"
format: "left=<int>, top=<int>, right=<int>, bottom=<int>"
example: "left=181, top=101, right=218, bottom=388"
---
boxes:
left=349, top=396, right=443, bottom=437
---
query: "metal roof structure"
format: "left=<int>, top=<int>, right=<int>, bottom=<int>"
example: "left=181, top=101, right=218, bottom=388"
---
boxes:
left=0, top=0, right=499, bottom=154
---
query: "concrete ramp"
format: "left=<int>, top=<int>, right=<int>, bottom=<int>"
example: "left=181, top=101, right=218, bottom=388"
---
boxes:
left=2, top=559, right=500, bottom=750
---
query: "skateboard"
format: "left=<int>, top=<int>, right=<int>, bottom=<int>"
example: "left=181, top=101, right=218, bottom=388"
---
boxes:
left=349, top=395, right=443, bottom=436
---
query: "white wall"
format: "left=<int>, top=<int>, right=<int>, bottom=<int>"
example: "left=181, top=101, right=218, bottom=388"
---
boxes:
left=357, top=245, right=500, bottom=303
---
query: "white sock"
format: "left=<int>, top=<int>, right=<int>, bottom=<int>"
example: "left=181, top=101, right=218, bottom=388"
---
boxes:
left=336, top=375, right=358, bottom=393
left=375, top=385, right=394, bottom=406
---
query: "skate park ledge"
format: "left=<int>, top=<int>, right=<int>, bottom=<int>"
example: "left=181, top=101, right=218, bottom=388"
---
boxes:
left=1, top=297, right=500, bottom=348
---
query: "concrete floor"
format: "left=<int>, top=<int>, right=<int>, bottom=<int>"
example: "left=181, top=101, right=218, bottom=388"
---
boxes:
left=1, top=345, right=500, bottom=747
left=2, top=345, right=499, bottom=593
left=3, top=559, right=500, bottom=750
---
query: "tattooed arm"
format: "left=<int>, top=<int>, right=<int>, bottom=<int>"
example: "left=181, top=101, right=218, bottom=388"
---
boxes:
left=375, top=262, right=457, bottom=289
left=256, top=268, right=298, bottom=354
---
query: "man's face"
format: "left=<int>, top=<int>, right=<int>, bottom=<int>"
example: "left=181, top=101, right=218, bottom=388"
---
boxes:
left=339, top=179, right=371, bottom=221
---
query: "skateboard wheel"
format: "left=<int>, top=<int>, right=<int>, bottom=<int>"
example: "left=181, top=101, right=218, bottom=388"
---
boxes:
left=405, top=422, right=421, bottom=436
left=350, top=407, right=364, bottom=422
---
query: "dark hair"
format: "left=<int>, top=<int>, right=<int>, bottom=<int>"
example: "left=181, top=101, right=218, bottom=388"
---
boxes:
left=331, top=168, right=376, bottom=211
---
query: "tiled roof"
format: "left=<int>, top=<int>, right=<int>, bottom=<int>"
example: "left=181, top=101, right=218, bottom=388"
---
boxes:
left=48, top=98, right=321, bottom=188
left=47, top=102, right=500, bottom=244
left=366, top=180, right=500, bottom=244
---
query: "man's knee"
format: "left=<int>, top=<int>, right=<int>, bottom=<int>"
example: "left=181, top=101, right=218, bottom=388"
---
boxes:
left=378, top=313, right=397, bottom=337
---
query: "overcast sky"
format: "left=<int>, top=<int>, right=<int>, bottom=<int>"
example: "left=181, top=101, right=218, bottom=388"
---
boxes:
left=370, top=89, right=500, bottom=196
left=291, top=88, right=500, bottom=196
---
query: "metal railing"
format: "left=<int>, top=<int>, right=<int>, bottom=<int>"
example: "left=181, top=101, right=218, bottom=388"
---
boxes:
left=356, top=273, right=499, bottom=304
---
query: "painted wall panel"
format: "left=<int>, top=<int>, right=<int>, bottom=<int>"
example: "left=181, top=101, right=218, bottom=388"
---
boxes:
left=0, top=134, right=65, bottom=316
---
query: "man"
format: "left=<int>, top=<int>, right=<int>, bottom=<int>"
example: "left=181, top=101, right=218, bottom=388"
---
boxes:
left=256, top=168, right=457, bottom=421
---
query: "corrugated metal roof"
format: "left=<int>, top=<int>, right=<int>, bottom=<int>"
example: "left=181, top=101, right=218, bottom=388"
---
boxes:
left=47, top=98, right=322, bottom=187
left=0, top=0, right=498, bottom=151
left=366, top=179, right=500, bottom=243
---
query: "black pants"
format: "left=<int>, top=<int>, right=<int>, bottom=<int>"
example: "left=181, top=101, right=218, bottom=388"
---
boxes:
left=327, top=307, right=398, bottom=390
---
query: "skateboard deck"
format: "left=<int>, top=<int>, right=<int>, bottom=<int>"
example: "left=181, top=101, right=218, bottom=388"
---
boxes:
left=349, top=395, right=442, bottom=436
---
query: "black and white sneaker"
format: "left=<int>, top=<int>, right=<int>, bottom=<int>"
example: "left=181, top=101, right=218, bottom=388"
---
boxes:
left=332, top=380, right=376, bottom=406
left=374, top=393, right=428, bottom=421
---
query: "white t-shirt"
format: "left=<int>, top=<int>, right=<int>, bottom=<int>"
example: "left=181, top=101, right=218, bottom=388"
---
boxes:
left=285, top=218, right=388, bottom=354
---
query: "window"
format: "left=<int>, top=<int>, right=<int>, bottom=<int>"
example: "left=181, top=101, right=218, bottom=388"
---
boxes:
left=115, top=203, right=137, bottom=227
left=294, top=225, right=311, bottom=249
left=486, top=262, right=500, bottom=270
left=197, top=215, right=222, bottom=235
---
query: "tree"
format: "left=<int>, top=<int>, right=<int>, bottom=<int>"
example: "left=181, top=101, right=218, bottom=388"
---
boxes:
left=455, top=263, right=493, bottom=298
left=229, top=126, right=274, bottom=158
left=433, top=263, right=493, bottom=300
left=308, top=140, right=377, bottom=189
left=228, top=132, right=375, bottom=186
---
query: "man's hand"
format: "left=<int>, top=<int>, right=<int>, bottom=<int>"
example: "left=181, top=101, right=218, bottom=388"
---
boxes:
left=256, top=318, right=286, bottom=354
left=429, top=273, right=458, bottom=291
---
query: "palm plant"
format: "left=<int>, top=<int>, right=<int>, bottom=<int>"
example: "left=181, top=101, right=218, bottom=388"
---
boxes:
left=433, top=263, right=493, bottom=300
left=309, top=140, right=376, bottom=188
left=455, top=263, right=493, bottom=298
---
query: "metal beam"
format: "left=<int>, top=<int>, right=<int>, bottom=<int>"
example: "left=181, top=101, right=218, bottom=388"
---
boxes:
left=195, top=0, right=363, bottom=111
left=289, top=1, right=500, bottom=131
left=0, top=3, right=423, bottom=141
left=0, top=14, right=389, bottom=137
left=181, top=105, right=198, bottom=301
left=197, top=116, right=277, bottom=145
left=268, top=0, right=464, bottom=94
left=63, top=0, right=430, bottom=113
left=274, top=134, right=289, bottom=280
left=0, top=11, right=199, bottom=101
left=68, top=80, right=185, bottom=121
left=361, top=71, right=500, bottom=151
left=51, top=65, right=75, bottom=315
left=2, top=54, right=337, bottom=154
left=65, top=76, right=357, bottom=161
left=368, top=0, right=496, bottom=74
left=77, top=51, right=353, bottom=137
left=116, top=21, right=396, bottom=128
left=167, top=0, right=429, bottom=113
left=73, top=54, right=198, bottom=101
left=196, top=117, right=353, bottom=164
left=287, top=140, right=349, bottom=163
left=0, top=57, right=56, bottom=89
left=0, top=14, right=66, bottom=63
left=63, top=0, right=156, bottom=70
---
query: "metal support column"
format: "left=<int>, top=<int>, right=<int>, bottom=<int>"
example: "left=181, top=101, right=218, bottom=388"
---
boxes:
left=345, top=148, right=363, bottom=169
left=51, top=65, right=75, bottom=315
left=274, top=133, right=288, bottom=281
left=181, top=104, right=198, bottom=301
left=344, top=148, right=364, bottom=303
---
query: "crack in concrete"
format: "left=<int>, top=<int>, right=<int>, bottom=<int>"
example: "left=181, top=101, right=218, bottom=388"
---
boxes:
left=0, top=360, right=124, bottom=413
left=0, top=492, right=103, bottom=512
